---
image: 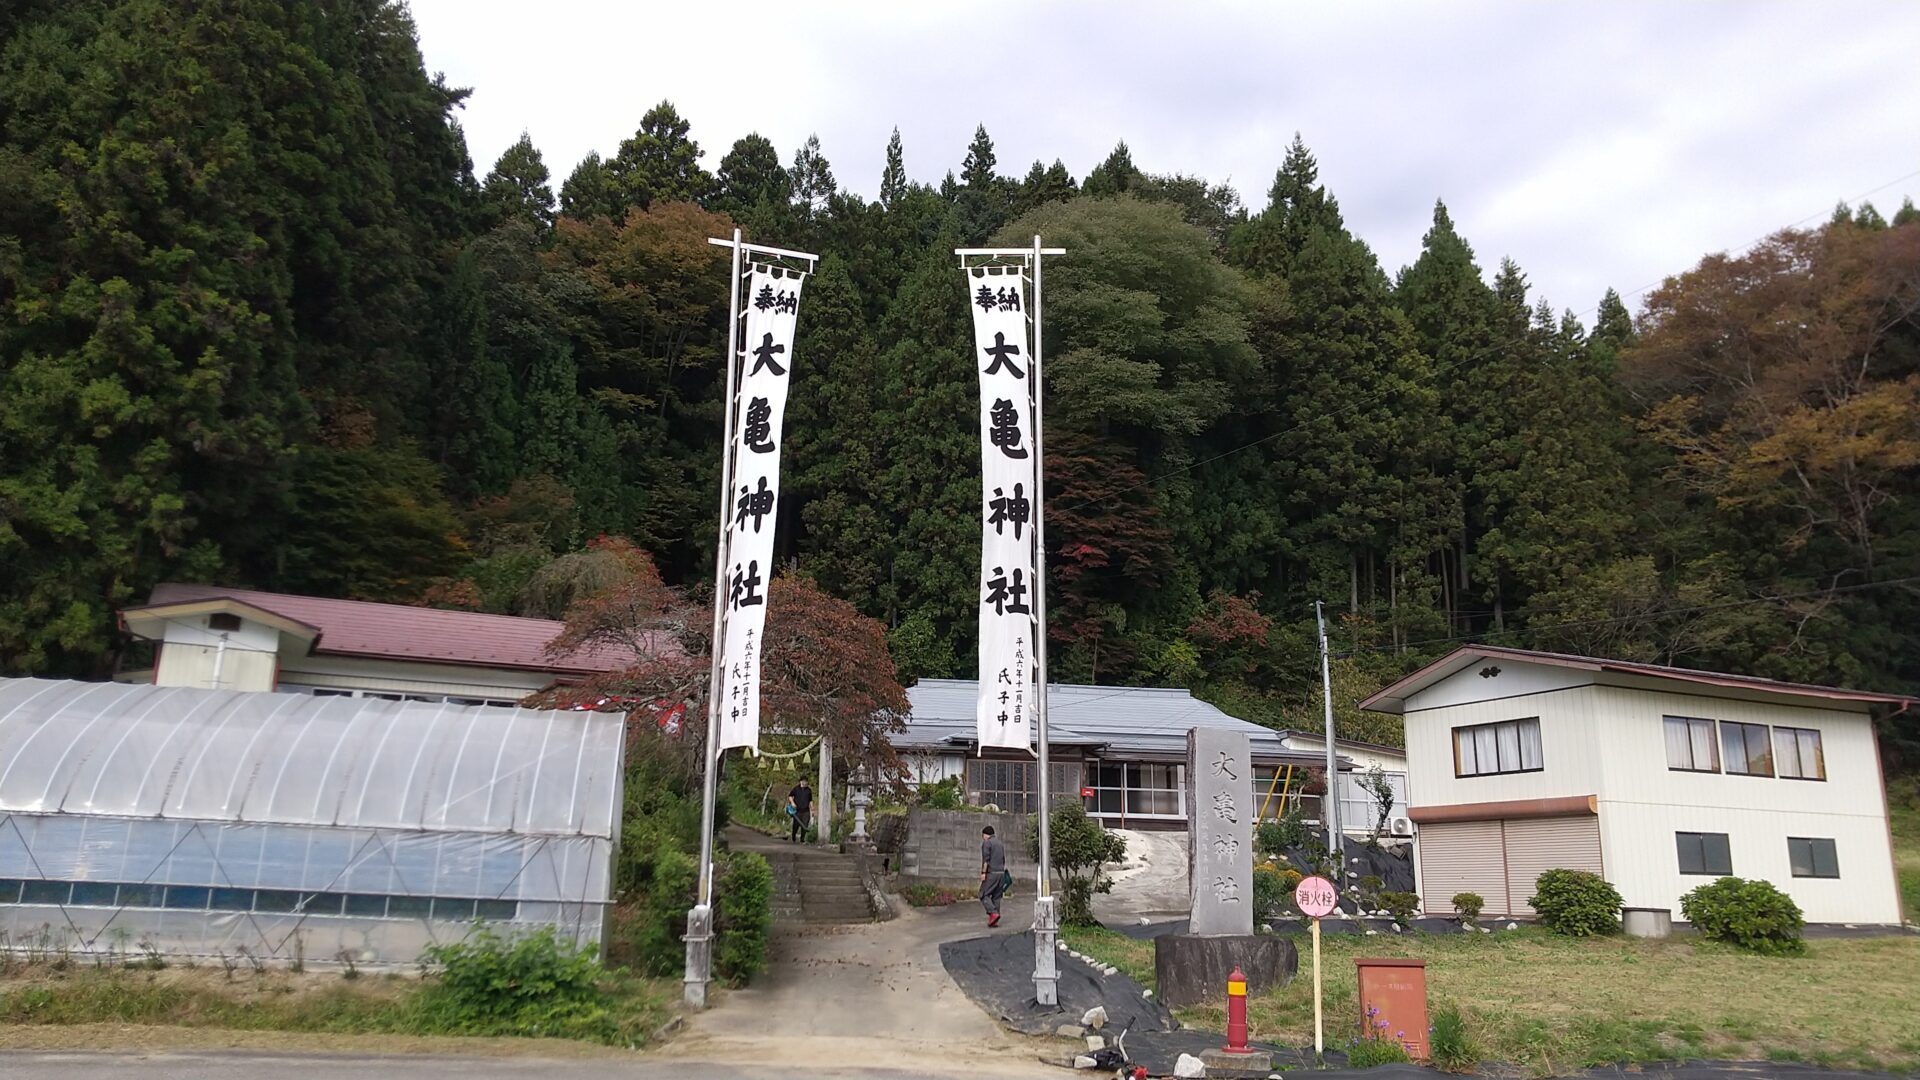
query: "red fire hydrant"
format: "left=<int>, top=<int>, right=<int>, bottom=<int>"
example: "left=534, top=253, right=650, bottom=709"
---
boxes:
left=1224, top=965, right=1250, bottom=1054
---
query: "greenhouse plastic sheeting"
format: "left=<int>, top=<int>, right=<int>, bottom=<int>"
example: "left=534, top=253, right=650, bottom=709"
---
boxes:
left=0, top=679, right=627, bottom=966
left=0, top=679, right=622, bottom=836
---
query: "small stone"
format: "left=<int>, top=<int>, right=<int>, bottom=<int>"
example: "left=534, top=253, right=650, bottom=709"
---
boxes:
left=1174, top=1052, right=1208, bottom=1077
left=1479, top=926, right=1492, bottom=934
left=1507, top=921, right=1519, bottom=931
left=1081, top=1006, right=1108, bottom=1030
left=1086, top=1035, right=1105, bottom=1052
left=1073, top=1054, right=1098, bottom=1069
left=1056, top=1024, right=1084, bottom=1038
left=1364, top=929, right=1378, bottom=936
left=1391, top=922, right=1403, bottom=933
left=1102, top=965, right=1119, bottom=976
left=1142, top=989, right=1153, bottom=999
left=1058, top=940, right=1068, bottom=950
left=1138, top=916, right=1151, bottom=925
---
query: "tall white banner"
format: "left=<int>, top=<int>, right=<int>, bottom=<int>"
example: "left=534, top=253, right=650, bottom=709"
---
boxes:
left=718, top=267, right=806, bottom=751
left=968, top=267, right=1037, bottom=750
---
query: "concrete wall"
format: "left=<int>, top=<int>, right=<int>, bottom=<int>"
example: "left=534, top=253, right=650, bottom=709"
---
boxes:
left=898, top=808, right=1037, bottom=890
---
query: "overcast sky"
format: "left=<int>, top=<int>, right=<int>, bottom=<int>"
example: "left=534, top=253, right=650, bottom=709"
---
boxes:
left=408, top=0, right=1920, bottom=320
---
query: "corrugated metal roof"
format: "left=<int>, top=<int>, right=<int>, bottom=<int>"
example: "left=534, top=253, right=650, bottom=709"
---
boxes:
left=0, top=679, right=623, bottom=838
left=1358, top=644, right=1918, bottom=714
left=141, top=583, right=646, bottom=676
left=902, top=680, right=1322, bottom=762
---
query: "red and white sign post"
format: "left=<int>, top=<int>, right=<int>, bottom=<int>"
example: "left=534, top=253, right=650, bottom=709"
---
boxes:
left=1294, top=874, right=1339, bottom=1055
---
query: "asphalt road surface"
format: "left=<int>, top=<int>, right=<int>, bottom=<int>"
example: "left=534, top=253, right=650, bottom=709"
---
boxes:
left=0, top=1050, right=1055, bottom=1080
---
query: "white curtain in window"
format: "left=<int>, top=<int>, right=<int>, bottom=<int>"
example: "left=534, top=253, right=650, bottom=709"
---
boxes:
left=1690, top=721, right=1716, bottom=771
left=1495, top=723, right=1522, bottom=771
left=1664, top=718, right=1691, bottom=768
left=1798, top=730, right=1823, bottom=779
left=1774, top=728, right=1801, bottom=778
left=1475, top=726, right=1499, bottom=774
left=1518, top=720, right=1543, bottom=770
left=1455, top=729, right=1477, bottom=774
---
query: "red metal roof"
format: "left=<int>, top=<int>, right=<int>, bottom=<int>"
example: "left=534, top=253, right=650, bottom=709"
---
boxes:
left=1360, top=644, right=1916, bottom=714
left=143, top=583, right=645, bottom=677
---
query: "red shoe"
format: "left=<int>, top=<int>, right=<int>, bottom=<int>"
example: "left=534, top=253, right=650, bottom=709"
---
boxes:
left=988, top=912, right=1001, bottom=928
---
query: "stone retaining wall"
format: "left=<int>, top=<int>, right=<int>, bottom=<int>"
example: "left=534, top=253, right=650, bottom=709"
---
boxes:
left=898, top=808, right=1038, bottom=889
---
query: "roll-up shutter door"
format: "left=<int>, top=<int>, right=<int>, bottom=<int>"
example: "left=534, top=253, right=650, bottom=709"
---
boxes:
left=1416, top=821, right=1508, bottom=915
left=1503, top=816, right=1602, bottom=916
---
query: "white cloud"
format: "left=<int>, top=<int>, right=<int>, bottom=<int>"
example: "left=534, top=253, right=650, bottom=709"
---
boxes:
left=409, top=0, right=1920, bottom=319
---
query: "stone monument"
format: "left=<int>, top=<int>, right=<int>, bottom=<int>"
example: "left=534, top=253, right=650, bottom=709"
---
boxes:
left=1153, top=728, right=1296, bottom=1010
left=1188, top=727, right=1255, bottom=935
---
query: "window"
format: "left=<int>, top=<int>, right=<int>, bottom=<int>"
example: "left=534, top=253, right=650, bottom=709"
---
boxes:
left=1676, top=831, right=1732, bottom=875
left=1720, top=722, right=1774, bottom=776
left=1788, top=837, right=1839, bottom=878
left=20, top=880, right=70, bottom=904
left=208, top=612, right=243, bottom=632
left=1664, top=716, right=1720, bottom=772
left=1452, top=718, right=1543, bottom=777
left=965, top=759, right=1082, bottom=815
left=68, top=882, right=118, bottom=906
left=1774, top=727, right=1826, bottom=780
left=0, top=880, right=514, bottom=921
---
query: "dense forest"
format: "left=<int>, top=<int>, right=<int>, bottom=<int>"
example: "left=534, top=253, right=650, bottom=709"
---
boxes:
left=4, top=2, right=1919, bottom=761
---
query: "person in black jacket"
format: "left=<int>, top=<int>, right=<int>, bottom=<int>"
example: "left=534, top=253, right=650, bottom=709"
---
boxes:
left=787, top=778, right=813, bottom=842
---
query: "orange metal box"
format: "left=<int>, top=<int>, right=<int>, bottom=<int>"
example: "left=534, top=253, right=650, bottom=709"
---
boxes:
left=1354, top=957, right=1429, bottom=1060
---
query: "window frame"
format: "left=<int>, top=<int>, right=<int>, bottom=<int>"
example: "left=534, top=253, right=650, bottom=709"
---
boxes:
left=1774, top=727, right=1827, bottom=781
left=1451, top=718, right=1545, bottom=778
left=1675, top=830, right=1733, bottom=876
left=1719, top=721, right=1775, bottom=778
left=1787, top=836, right=1840, bottom=878
left=1663, top=715, right=1721, bottom=773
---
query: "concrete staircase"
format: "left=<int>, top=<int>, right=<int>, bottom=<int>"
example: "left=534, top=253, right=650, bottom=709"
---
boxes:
left=728, top=826, right=875, bottom=925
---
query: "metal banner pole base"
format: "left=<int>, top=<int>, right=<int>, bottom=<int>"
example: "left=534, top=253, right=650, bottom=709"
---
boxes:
left=1032, top=894, right=1059, bottom=1006
left=683, top=903, right=713, bottom=1008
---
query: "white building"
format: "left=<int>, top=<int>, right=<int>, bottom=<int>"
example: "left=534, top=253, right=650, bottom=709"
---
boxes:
left=116, top=583, right=641, bottom=704
left=899, top=680, right=1340, bottom=830
left=1272, top=730, right=1409, bottom=838
left=1362, top=645, right=1909, bottom=925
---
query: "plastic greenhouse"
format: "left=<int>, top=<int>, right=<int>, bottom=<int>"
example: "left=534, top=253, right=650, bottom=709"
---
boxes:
left=0, top=678, right=624, bottom=967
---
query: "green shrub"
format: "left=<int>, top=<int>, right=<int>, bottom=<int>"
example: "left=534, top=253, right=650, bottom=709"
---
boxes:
left=714, top=850, right=773, bottom=984
left=1347, top=1002, right=1414, bottom=1067
left=1428, top=1004, right=1479, bottom=1073
left=1252, top=864, right=1286, bottom=923
left=1026, top=802, right=1125, bottom=927
left=1680, top=876, right=1806, bottom=956
left=1452, top=892, right=1484, bottom=924
left=1255, top=820, right=1289, bottom=857
left=1528, top=869, right=1622, bottom=937
left=420, top=926, right=617, bottom=1042
left=1378, top=890, right=1419, bottom=926
left=918, top=777, right=963, bottom=810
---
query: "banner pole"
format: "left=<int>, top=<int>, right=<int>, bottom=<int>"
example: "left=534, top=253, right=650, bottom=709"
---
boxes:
left=1029, top=233, right=1059, bottom=1007
left=687, top=227, right=745, bottom=1009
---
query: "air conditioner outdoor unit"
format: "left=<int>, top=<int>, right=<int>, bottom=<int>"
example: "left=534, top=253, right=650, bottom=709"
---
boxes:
left=1388, top=816, right=1415, bottom=837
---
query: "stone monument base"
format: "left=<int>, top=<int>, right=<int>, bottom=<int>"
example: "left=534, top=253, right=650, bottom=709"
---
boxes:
left=1152, top=933, right=1296, bottom=1010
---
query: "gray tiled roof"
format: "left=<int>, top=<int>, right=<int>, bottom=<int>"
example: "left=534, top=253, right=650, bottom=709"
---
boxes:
left=899, top=680, right=1330, bottom=764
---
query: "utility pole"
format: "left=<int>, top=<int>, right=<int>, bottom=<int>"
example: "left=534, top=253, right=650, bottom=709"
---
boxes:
left=1315, top=600, right=1340, bottom=858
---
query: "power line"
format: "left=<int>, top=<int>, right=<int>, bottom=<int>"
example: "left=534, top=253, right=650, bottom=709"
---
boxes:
left=1055, top=164, right=1920, bottom=516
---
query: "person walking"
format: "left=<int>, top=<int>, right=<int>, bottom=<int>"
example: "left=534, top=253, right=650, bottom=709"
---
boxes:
left=979, top=824, right=1008, bottom=927
left=787, top=778, right=813, bottom=843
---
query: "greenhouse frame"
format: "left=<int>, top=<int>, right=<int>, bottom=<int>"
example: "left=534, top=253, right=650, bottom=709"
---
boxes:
left=0, top=678, right=625, bottom=967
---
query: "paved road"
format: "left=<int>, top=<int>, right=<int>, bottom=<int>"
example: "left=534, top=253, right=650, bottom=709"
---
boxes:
left=660, top=899, right=1051, bottom=1078
left=1093, top=827, right=1188, bottom=924
left=0, top=1050, right=1049, bottom=1080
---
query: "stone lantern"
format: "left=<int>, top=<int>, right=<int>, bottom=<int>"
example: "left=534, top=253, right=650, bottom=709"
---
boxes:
left=848, top=762, right=874, bottom=849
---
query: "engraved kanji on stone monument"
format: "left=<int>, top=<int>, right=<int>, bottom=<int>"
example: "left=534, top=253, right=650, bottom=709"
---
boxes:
left=1186, top=727, right=1254, bottom=936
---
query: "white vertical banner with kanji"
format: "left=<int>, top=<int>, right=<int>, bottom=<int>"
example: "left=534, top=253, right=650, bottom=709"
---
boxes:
left=718, top=266, right=806, bottom=752
left=967, top=266, right=1037, bottom=751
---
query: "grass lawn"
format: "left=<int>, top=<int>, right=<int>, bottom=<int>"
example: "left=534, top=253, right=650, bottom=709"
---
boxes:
left=0, top=962, right=678, bottom=1050
left=1062, top=924, right=1920, bottom=1075
left=1889, top=775, right=1920, bottom=920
